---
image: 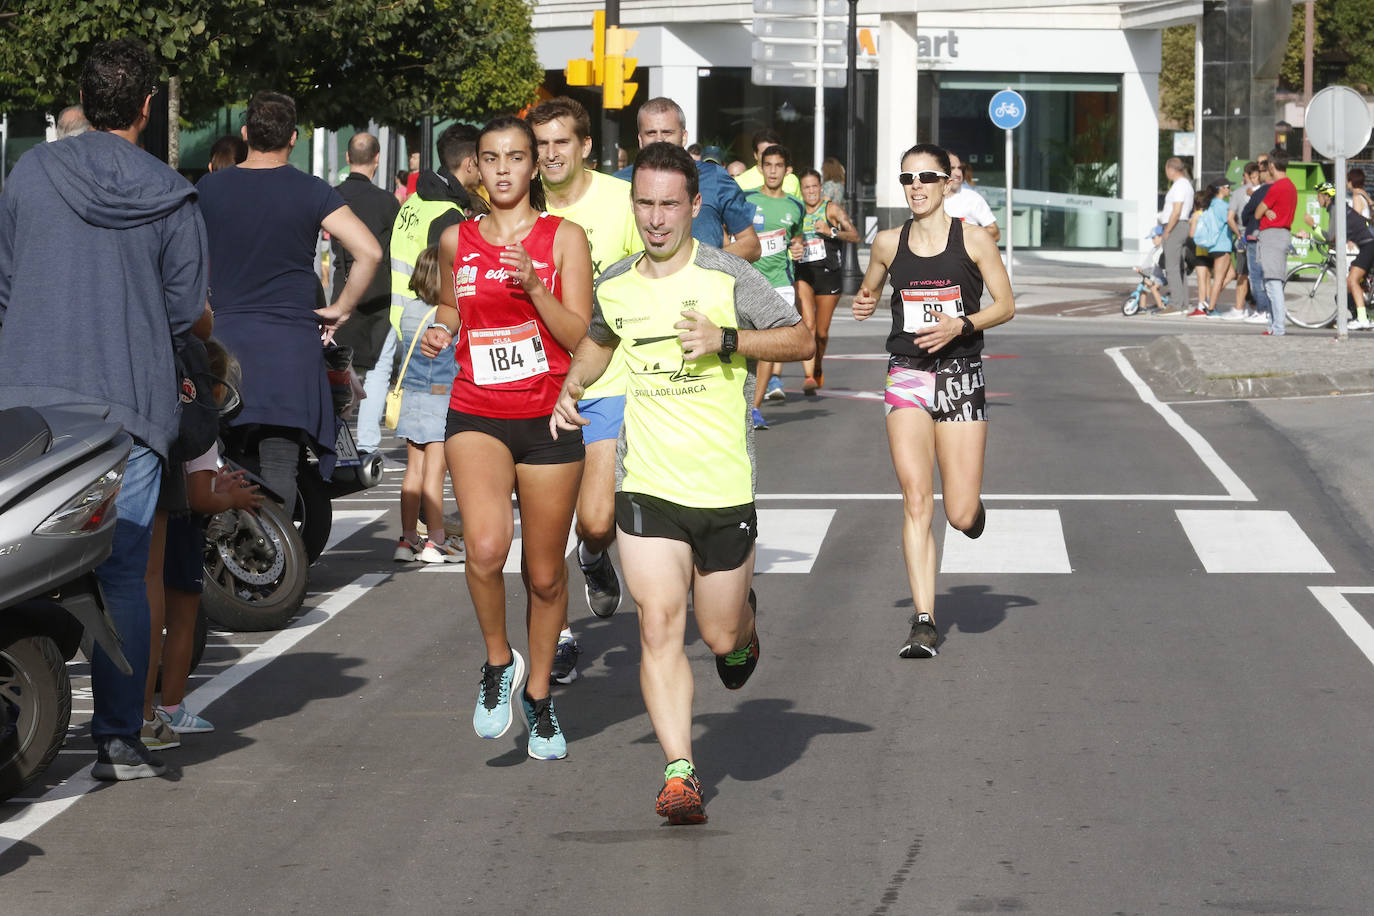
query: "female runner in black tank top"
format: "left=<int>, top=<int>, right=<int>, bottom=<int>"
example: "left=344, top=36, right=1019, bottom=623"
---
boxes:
left=852, top=143, right=1014, bottom=659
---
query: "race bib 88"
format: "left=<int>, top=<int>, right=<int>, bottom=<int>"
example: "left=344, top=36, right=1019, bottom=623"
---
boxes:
left=900, top=286, right=965, bottom=334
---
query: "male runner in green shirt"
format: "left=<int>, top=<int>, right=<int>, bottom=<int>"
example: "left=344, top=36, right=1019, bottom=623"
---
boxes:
left=550, top=142, right=812, bottom=825
left=745, top=144, right=805, bottom=427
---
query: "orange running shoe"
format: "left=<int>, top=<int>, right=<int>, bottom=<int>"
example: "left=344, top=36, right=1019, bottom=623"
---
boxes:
left=655, top=760, right=707, bottom=825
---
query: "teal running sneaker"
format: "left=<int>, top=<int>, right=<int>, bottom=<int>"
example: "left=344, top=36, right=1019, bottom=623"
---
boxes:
left=521, top=692, right=568, bottom=760
left=156, top=704, right=214, bottom=734
left=715, top=589, right=759, bottom=690
left=473, top=648, right=526, bottom=739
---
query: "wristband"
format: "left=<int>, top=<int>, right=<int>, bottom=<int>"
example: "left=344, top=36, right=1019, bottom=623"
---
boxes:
left=959, top=316, right=975, bottom=337
left=433, top=322, right=456, bottom=337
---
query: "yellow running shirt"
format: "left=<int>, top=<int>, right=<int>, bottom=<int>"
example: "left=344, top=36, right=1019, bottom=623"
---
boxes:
left=735, top=164, right=801, bottom=197
left=545, top=170, right=642, bottom=401
left=589, top=242, right=801, bottom=508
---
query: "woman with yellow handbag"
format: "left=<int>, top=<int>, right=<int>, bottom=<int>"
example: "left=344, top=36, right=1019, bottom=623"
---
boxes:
left=391, top=247, right=464, bottom=564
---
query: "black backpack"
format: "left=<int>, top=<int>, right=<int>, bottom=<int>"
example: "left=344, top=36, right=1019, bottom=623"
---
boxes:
left=169, top=333, right=220, bottom=463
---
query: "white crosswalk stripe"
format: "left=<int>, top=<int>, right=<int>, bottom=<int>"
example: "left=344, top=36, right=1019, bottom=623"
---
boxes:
left=1176, top=509, right=1334, bottom=574
left=939, top=509, right=1072, bottom=574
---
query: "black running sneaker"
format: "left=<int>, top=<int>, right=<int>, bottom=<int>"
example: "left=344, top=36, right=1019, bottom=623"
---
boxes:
left=580, top=548, right=622, bottom=618
left=550, top=638, right=581, bottom=685
left=964, top=500, right=987, bottom=539
left=899, top=612, right=939, bottom=658
left=656, top=759, right=707, bottom=825
left=91, top=734, right=167, bottom=781
left=716, top=589, right=759, bottom=689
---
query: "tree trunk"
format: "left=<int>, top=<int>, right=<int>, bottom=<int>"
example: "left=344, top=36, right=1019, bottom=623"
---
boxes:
left=167, top=75, right=181, bottom=169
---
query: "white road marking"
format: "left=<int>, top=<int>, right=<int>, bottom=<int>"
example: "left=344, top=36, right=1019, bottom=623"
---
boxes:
left=1176, top=510, right=1334, bottom=573
left=939, top=509, right=1072, bottom=574
left=1105, top=347, right=1256, bottom=502
left=1309, top=587, right=1374, bottom=668
left=755, top=509, right=836, bottom=574
left=755, top=492, right=1247, bottom=502
left=323, top=510, right=388, bottom=554
left=1172, top=391, right=1374, bottom=405
left=0, top=573, right=389, bottom=852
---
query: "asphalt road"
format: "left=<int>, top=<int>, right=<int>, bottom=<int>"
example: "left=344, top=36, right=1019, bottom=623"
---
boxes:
left=3, top=307, right=1373, bottom=915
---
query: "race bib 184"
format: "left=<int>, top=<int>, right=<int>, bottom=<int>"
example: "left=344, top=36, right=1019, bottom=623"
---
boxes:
left=900, top=286, right=965, bottom=333
left=468, top=321, right=549, bottom=386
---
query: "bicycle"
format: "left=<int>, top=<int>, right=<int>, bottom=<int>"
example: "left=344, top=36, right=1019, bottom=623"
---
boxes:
left=1282, top=238, right=1374, bottom=328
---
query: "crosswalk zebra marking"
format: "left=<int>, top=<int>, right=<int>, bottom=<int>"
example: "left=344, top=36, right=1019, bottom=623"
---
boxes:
left=939, top=509, right=1072, bottom=574
left=755, top=509, right=835, bottom=574
left=1176, top=509, right=1334, bottom=574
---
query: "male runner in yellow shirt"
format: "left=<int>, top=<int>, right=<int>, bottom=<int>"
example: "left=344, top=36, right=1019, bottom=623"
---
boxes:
left=550, top=142, right=812, bottom=825
left=734, top=127, right=802, bottom=197
left=530, top=98, right=643, bottom=685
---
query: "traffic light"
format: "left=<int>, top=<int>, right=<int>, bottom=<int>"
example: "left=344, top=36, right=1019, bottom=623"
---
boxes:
left=603, top=26, right=638, bottom=109
left=564, top=11, right=606, bottom=87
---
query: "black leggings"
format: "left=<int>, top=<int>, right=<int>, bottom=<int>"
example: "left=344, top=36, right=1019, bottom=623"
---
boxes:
left=254, top=425, right=303, bottom=510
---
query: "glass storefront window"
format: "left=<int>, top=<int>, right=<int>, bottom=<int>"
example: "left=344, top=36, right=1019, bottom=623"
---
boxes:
left=924, top=71, right=1123, bottom=250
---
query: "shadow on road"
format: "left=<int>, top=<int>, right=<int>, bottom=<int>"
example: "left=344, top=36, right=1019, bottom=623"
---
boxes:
left=895, top=584, right=1038, bottom=645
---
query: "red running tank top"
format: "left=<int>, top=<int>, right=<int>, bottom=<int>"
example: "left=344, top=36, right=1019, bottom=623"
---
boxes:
left=448, top=213, right=568, bottom=418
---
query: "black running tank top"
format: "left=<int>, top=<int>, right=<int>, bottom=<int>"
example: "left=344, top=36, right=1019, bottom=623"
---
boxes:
left=886, top=218, right=985, bottom=362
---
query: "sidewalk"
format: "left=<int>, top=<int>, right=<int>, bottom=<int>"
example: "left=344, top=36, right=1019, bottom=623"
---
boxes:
left=1139, top=333, right=1374, bottom=398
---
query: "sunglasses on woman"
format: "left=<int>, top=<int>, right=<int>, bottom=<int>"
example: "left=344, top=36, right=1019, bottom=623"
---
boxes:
left=898, top=170, right=948, bottom=185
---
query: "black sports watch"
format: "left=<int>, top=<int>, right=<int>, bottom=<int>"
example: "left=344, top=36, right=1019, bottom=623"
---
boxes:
left=958, top=316, right=975, bottom=337
left=719, top=327, right=738, bottom=360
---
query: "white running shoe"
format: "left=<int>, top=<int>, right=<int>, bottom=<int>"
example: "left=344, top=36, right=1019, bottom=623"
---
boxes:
left=394, top=536, right=421, bottom=562
left=1244, top=312, right=1269, bottom=324
left=1220, top=308, right=1246, bottom=321
left=419, top=538, right=465, bottom=565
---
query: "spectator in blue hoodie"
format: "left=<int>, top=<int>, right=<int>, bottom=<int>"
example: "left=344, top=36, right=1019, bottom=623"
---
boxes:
left=0, top=38, right=209, bottom=782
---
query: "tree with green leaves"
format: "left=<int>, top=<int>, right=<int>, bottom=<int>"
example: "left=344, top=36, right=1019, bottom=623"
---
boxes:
left=0, top=0, right=544, bottom=159
left=1159, top=24, right=1195, bottom=131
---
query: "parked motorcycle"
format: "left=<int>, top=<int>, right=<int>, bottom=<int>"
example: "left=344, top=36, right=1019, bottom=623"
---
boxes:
left=200, top=345, right=381, bottom=632
left=0, top=404, right=134, bottom=800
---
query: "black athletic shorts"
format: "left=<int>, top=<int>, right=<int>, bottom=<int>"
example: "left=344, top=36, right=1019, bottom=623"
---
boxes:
left=795, top=260, right=843, bottom=296
left=884, top=354, right=987, bottom=422
left=1355, top=243, right=1374, bottom=273
left=445, top=409, right=584, bottom=465
left=163, top=513, right=205, bottom=594
left=615, top=491, right=757, bottom=572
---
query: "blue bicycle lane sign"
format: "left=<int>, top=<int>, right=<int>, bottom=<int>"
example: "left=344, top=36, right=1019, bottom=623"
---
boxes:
left=989, top=90, right=1027, bottom=130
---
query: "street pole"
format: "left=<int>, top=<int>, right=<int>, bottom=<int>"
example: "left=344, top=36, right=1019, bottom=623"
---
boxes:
left=600, top=0, right=621, bottom=173
left=1005, top=126, right=1014, bottom=290
left=840, top=0, right=862, bottom=294
left=420, top=116, right=434, bottom=176
left=813, top=0, right=824, bottom=170
left=1336, top=154, right=1349, bottom=340
left=1302, top=2, right=1314, bottom=163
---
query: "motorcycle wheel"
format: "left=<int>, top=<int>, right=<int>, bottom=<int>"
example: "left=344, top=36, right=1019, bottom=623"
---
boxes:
left=201, top=499, right=308, bottom=632
left=154, top=603, right=208, bottom=693
left=0, top=628, right=71, bottom=801
left=294, top=470, right=333, bottom=565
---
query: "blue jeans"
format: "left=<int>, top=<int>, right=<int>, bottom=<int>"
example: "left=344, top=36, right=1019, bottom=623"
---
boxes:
left=90, top=444, right=161, bottom=739
left=1246, top=239, right=1270, bottom=314
left=1264, top=278, right=1286, bottom=334
left=356, top=328, right=398, bottom=452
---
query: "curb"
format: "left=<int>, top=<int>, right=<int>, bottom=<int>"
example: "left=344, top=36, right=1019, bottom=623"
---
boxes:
left=1139, top=336, right=1374, bottom=398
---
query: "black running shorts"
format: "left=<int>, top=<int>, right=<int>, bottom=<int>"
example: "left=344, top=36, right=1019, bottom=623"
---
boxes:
left=615, top=491, right=757, bottom=572
left=445, top=409, right=584, bottom=465
left=795, top=261, right=842, bottom=296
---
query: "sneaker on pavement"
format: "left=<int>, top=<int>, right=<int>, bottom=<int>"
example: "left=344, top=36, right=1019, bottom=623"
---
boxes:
left=1244, top=312, right=1269, bottom=324
left=521, top=692, right=568, bottom=760
left=1186, top=307, right=1209, bottom=318
left=656, top=759, right=707, bottom=825
left=92, top=734, right=167, bottom=781
left=716, top=589, right=759, bottom=690
left=419, top=538, right=465, bottom=565
left=1219, top=308, right=1246, bottom=321
left=751, top=407, right=768, bottom=430
left=1261, top=329, right=1284, bottom=337
left=802, top=376, right=819, bottom=396
left=393, top=536, right=421, bottom=562
left=550, top=638, right=581, bottom=685
left=580, top=548, right=622, bottom=618
left=764, top=376, right=786, bottom=401
left=156, top=704, right=213, bottom=734
left=140, top=714, right=181, bottom=750
left=899, top=612, right=939, bottom=659
left=417, top=511, right=464, bottom=541
left=473, top=649, right=526, bottom=739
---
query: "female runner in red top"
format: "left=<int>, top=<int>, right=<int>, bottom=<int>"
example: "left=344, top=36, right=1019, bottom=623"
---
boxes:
left=420, top=116, right=593, bottom=760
